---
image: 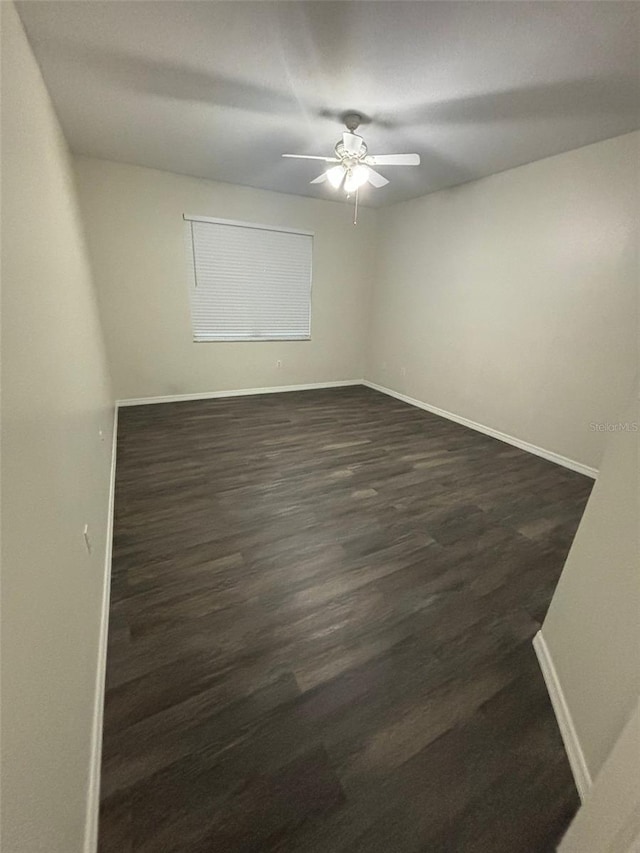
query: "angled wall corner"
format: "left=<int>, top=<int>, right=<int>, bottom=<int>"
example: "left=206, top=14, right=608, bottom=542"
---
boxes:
left=540, top=393, right=639, bottom=784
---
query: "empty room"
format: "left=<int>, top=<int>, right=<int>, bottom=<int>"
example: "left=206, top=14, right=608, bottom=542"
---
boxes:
left=2, top=2, right=639, bottom=852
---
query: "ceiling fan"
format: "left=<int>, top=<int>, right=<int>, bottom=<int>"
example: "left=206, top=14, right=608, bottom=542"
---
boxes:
left=282, top=113, right=420, bottom=198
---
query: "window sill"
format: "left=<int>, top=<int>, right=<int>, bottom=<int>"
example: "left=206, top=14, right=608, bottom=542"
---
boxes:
left=193, top=336, right=311, bottom=343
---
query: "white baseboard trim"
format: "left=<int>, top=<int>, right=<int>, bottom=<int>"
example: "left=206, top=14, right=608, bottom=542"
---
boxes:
left=84, top=405, right=118, bottom=853
left=118, top=378, right=598, bottom=478
left=533, top=631, right=592, bottom=802
left=362, top=380, right=598, bottom=479
left=117, top=379, right=361, bottom=407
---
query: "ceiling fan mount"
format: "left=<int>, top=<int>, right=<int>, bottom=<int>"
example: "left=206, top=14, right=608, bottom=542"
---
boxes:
left=343, top=112, right=363, bottom=133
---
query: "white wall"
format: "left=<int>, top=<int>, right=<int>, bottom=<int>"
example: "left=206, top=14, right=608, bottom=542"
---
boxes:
left=560, top=697, right=640, bottom=853
left=1, top=5, right=114, bottom=852
left=541, top=394, right=639, bottom=783
left=367, top=132, right=639, bottom=471
left=74, top=156, right=377, bottom=401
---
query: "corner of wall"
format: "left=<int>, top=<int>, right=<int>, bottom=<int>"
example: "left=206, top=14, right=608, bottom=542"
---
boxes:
left=538, top=393, right=639, bottom=786
left=83, top=406, right=118, bottom=853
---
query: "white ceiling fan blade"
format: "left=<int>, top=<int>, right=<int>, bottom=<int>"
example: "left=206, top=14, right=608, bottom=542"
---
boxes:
left=282, top=154, right=339, bottom=162
left=366, top=167, right=389, bottom=188
left=310, top=173, right=327, bottom=184
left=365, top=153, right=420, bottom=166
left=342, top=132, right=364, bottom=156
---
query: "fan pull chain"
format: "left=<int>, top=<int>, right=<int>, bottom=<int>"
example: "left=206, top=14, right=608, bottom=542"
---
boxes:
left=353, top=187, right=359, bottom=226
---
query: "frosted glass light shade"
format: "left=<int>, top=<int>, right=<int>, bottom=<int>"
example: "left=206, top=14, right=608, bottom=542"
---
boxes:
left=344, top=165, right=369, bottom=193
left=326, top=165, right=346, bottom=188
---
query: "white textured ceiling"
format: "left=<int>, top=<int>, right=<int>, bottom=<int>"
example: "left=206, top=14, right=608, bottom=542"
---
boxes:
left=17, top=1, right=640, bottom=206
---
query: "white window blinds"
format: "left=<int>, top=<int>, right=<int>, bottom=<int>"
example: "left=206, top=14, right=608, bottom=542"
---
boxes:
left=184, top=215, right=313, bottom=341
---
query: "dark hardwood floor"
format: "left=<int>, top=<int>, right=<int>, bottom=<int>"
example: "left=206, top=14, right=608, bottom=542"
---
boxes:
left=100, top=386, right=592, bottom=853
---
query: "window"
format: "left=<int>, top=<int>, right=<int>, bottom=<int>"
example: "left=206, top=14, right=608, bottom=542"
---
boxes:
left=184, top=214, right=313, bottom=341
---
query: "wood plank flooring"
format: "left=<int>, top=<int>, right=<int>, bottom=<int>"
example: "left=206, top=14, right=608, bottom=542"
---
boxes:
left=100, top=386, right=592, bottom=853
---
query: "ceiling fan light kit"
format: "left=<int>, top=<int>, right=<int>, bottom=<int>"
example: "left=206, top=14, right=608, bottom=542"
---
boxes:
left=282, top=113, right=420, bottom=223
left=344, top=164, right=370, bottom=193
